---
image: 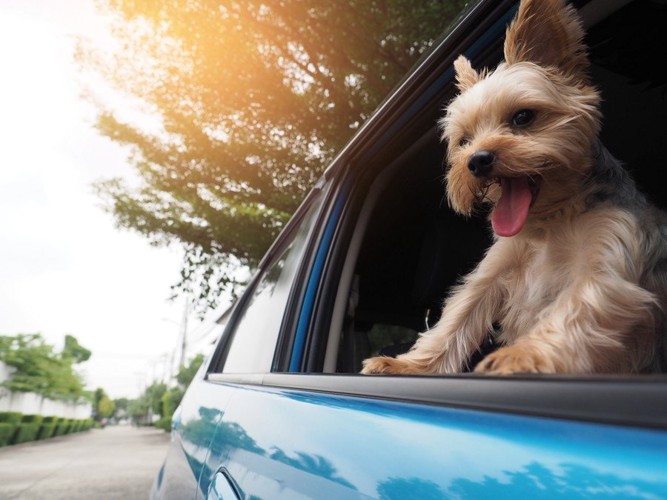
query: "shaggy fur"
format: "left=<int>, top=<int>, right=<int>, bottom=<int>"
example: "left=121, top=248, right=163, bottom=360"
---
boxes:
left=362, top=0, right=667, bottom=375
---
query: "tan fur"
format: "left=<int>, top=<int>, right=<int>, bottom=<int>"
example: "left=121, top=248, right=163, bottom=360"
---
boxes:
left=362, top=0, right=667, bottom=376
left=453, top=56, right=480, bottom=92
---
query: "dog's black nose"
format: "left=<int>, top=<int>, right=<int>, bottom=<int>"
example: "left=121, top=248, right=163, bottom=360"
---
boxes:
left=468, top=150, right=495, bottom=177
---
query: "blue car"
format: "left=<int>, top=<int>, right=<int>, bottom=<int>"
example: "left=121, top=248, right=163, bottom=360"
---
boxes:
left=152, top=0, right=667, bottom=498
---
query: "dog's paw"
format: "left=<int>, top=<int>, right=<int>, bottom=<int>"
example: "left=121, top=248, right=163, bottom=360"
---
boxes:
left=474, top=345, right=556, bottom=375
left=361, top=356, right=422, bottom=375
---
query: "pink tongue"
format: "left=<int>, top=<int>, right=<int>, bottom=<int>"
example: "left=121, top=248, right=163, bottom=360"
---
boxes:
left=491, top=177, right=533, bottom=237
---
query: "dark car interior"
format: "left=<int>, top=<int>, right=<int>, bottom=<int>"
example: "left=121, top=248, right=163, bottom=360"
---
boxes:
left=329, top=0, right=667, bottom=374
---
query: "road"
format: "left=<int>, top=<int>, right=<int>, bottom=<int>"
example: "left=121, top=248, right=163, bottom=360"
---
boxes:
left=0, top=425, right=170, bottom=500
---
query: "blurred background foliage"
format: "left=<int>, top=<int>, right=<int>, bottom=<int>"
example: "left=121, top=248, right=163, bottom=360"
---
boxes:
left=119, top=353, right=204, bottom=429
left=0, top=334, right=91, bottom=402
left=78, top=0, right=468, bottom=313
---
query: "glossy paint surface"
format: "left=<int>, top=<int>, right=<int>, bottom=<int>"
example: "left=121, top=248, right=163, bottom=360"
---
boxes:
left=151, top=375, right=231, bottom=499
left=192, top=379, right=667, bottom=499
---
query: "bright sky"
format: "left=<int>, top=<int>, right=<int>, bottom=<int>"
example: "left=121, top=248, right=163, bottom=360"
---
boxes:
left=0, top=0, right=217, bottom=399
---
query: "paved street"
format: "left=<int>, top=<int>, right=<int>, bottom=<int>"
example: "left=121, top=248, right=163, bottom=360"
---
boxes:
left=0, top=425, right=170, bottom=500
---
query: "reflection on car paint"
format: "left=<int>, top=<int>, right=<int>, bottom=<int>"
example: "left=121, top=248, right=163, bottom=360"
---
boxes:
left=195, top=381, right=667, bottom=499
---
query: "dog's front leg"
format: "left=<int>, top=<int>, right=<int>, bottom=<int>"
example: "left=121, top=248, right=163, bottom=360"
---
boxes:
left=475, top=227, right=660, bottom=375
left=475, top=266, right=658, bottom=375
left=361, top=254, right=504, bottom=375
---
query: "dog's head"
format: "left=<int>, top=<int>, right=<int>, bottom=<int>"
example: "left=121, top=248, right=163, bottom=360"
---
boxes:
left=440, top=0, right=601, bottom=236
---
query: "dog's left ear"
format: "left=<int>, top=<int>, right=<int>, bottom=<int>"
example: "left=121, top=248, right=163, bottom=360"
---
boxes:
left=504, top=0, right=589, bottom=78
left=453, top=55, right=480, bottom=92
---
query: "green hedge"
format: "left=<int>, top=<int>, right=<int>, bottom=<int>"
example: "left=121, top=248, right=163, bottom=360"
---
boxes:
left=37, top=423, right=56, bottom=440
left=0, top=414, right=93, bottom=445
left=0, top=412, right=22, bottom=444
left=11, top=423, right=40, bottom=444
left=0, top=412, right=22, bottom=426
left=38, top=415, right=59, bottom=439
left=0, top=423, right=14, bottom=447
left=64, top=419, right=75, bottom=434
left=21, top=414, right=43, bottom=425
left=54, top=419, right=69, bottom=436
left=8, top=414, right=45, bottom=445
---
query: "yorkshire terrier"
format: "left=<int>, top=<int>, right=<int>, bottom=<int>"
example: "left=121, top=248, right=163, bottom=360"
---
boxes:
left=362, top=0, right=667, bottom=375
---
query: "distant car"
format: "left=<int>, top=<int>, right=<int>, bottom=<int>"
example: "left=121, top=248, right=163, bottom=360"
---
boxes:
left=151, top=0, right=667, bottom=498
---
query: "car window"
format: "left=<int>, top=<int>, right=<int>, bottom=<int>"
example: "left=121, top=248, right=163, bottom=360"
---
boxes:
left=221, top=190, right=325, bottom=373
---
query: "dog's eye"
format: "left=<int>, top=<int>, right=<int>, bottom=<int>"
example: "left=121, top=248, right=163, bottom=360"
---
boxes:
left=512, top=109, right=535, bottom=127
left=458, top=137, right=471, bottom=147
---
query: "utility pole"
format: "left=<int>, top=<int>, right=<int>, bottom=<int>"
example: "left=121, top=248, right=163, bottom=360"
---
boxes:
left=179, top=297, right=188, bottom=369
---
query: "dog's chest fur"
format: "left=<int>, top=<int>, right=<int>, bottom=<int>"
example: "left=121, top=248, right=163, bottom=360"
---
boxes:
left=493, top=217, right=601, bottom=343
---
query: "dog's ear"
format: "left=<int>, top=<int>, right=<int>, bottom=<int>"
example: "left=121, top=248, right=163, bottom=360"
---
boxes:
left=453, top=55, right=480, bottom=92
left=504, top=0, right=589, bottom=78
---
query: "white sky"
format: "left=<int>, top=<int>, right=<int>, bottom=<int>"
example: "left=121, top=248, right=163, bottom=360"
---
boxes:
left=0, top=0, right=220, bottom=399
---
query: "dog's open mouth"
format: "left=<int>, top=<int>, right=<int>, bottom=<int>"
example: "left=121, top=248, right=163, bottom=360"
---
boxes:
left=491, top=176, right=541, bottom=237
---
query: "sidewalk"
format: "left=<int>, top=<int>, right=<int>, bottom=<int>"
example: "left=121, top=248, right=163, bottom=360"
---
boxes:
left=0, top=425, right=169, bottom=500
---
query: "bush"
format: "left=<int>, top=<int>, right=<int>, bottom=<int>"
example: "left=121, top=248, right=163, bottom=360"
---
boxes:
left=155, top=416, right=172, bottom=431
left=65, top=419, right=76, bottom=434
left=36, top=417, right=69, bottom=440
left=0, top=412, right=22, bottom=444
left=0, top=412, right=22, bottom=425
left=12, top=415, right=44, bottom=444
left=21, top=414, right=43, bottom=425
left=11, top=423, right=39, bottom=444
left=37, top=422, right=56, bottom=440
left=0, top=423, right=14, bottom=447
left=54, top=419, right=69, bottom=436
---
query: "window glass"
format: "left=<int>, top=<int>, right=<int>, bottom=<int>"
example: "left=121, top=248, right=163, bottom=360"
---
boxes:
left=222, top=191, right=325, bottom=373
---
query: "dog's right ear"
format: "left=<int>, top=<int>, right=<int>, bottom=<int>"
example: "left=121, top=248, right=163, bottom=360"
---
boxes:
left=453, top=55, right=480, bottom=92
left=504, top=0, right=589, bottom=79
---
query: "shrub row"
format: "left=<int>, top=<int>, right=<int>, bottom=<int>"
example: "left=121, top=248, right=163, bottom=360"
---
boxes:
left=0, top=412, right=93, bottom=447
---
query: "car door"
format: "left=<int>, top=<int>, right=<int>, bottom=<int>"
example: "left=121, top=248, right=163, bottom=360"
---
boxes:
left=202, top=375, right=667, bottom=499
left=196, top=181, right=334, bottom=498
left=152, top=179, right=331, bottom=500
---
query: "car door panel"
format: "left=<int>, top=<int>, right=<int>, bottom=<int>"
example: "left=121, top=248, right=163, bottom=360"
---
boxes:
left=200, top=378, right=667, bottom=499
left=152, top=377, right=232, bottom=499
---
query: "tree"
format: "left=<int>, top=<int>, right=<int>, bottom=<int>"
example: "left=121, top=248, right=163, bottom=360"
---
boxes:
left=125, top=381, right=168, bottom=426
left=62, top=335, right=92, bottom=364
left=93, top=387, right=116, bottom=420
left=98, top=396, right=116, bottom=419
left=145, top=382, right=168, bottom=416
left=155, top=354, right=205, bottom=431
left=0, top=333, right=90, bottom=402
left=176, top=353, right=205, bottom=388
left=128, top=398, right=150, bottom=425
left=113, top=397, right=131, bottom=420
left=79, top=0, right=467, bottom=312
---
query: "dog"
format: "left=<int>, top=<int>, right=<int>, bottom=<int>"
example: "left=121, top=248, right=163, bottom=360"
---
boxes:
left=361, top=0, right=667, bottom=375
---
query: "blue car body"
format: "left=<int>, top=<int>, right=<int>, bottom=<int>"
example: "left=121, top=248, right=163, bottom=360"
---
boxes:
left=152, top=0, right=667, bottom=498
